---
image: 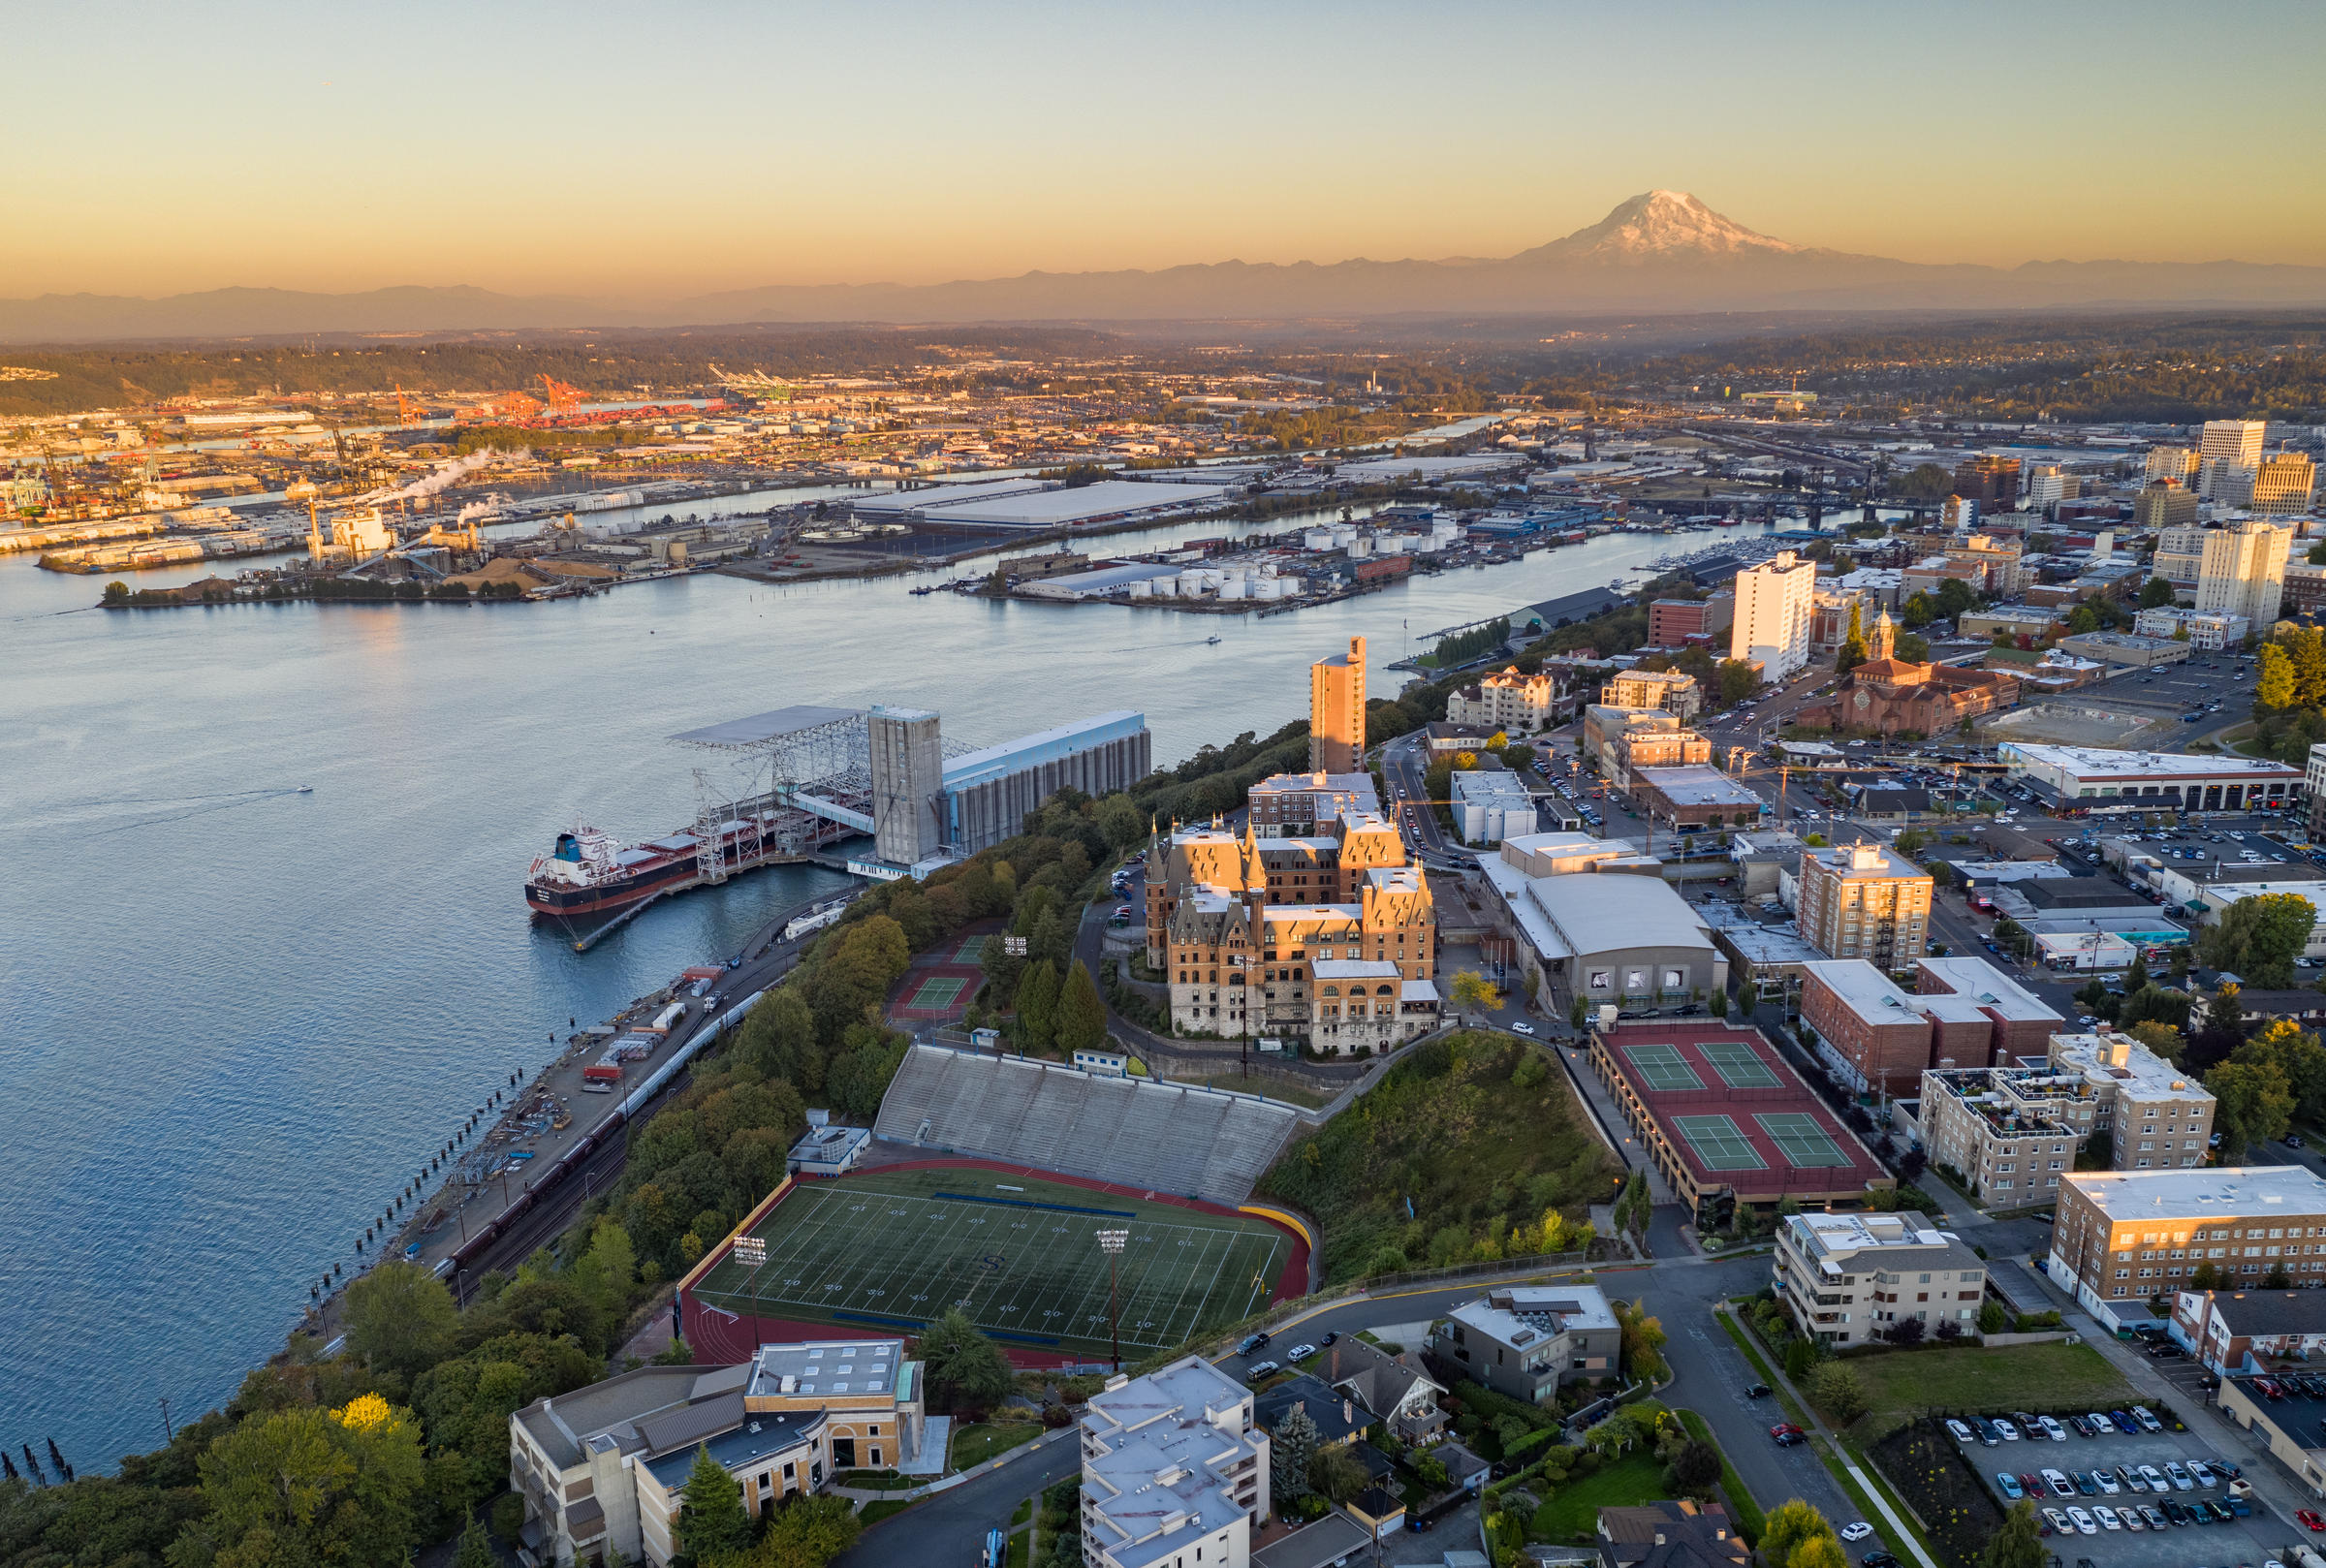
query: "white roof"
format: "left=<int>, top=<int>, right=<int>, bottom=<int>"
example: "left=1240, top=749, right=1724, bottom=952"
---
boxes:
left=2065, top=1164, right=2326, bottom=1221
left=1480, top=854, right=1713, bottom=960
left=2049, top=1032, right=2216, bottom=1103
left=1635, top=764, right=1764, bottom=807
left=2003, top=743, right=2299, bottom=780
left=1804, top=958, right=1920, bottom=1021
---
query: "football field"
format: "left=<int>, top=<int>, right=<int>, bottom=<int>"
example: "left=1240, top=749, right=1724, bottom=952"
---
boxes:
left=691, top=1168, right=1291, bottom=1358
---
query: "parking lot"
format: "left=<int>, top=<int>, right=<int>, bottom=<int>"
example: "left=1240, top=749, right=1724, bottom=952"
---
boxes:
left=1959, top=1404, right=2295, bottom=1566
left=2083, top=650, right=2257, bottom=729
left=2234, top=1371, right=2326, bottom=1456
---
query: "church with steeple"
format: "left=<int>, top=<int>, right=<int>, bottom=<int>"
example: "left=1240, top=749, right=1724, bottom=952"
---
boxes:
left=1794, top=607, right=2022, bottom=738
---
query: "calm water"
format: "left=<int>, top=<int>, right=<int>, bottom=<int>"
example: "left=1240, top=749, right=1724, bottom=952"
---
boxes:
left=0, top=511, right=1776, bottom=1469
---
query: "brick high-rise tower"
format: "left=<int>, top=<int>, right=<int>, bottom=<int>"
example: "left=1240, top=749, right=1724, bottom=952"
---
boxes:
left=1308, top=636, right=1366, bottom=771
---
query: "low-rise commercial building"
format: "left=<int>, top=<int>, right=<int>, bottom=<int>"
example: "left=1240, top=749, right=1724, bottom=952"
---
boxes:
left=2055, top=630, right=2191, bottom=669
left=1591, top=1021, right=1891, bottom=1226
left=1453, top=768, right=1539, bottom=845
left=1999, top=742, right=2301, bottom=812
left=2131, top=606, right=2249, bottom=648
left=1478, top=835, right=1726, bottom=1014
left=1427, top=1286, right=1620, bottom=1405
left=2216, top=1375, right=2326, bottom=1497
left=1772, top=1210, right=1985, bottom=1347
left=1081, top=1357, right=1269, bottom=1568
left=1604, top=725, right=1713, bottom=793
left=1631, top=765, right=1768, bottom=830
left=2047, top=1165, right=2326, bottom=1326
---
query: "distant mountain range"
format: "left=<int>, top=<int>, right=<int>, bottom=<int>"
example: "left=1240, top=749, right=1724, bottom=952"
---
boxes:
left=8, top=192, right=2325, bottom=344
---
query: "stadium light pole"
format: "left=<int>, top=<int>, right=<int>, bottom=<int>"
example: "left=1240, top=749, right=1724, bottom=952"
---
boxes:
left=1097, top=1229, right=1129, bottom=1373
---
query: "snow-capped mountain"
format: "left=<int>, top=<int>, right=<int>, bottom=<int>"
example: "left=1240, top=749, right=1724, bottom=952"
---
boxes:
left=1521, top=190, right=1804, bottom=262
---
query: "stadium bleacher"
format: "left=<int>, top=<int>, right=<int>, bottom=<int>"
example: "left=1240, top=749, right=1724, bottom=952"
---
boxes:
left=870, top=1044, right=1300, bottom=1204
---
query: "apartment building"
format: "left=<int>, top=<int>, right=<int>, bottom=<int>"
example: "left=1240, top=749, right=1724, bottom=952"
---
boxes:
left=1917, top=1030, right=2213, bottom=1205
left=2027, top=464, right=2082, bottom=511
left=1453, top=768, right=1538, bottom=845
left=1801, top=955, right=2063, bottom=1097
left=1245, top=770, right=1381, bottom=837
left=509, top=1342, right=924, bottom=1568
left=1080, top=1357, right=1269, bottom=1568
left=1729, top=550, right=1816, bottom=680
left=1447, top=664, right=1558, bottom=732
left=1604, top=725, right=1713, bottom=792
left=2171, top=1288, right=2326, bottom=1374
left=1795, top=842, right=1933, bottom=968
left=1308, top=636, right=1366, bottom=772
left=2153, top=523, right=2209, bottom=589
left=1600, top=667, right=1704, bottom=721
left=2196, top=517, right=2293, bottom=627
left=1647, top=593, right=1733, bottom=650
left=2049, top=1166, right=2326, bottom=1327
left=1772, top=1211, right=1986, bottom=1347
left=1427, top=1286, right=1620, bottom=1405
left=2309, top=741, right=2326, bottom=839
left=2132, top=606, right=2248, bottom=648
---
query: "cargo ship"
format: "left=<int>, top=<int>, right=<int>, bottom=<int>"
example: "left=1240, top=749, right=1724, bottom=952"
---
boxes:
left=524, top=808, right=857, bottom=918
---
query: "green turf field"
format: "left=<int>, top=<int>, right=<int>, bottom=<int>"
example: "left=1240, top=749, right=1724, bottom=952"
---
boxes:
left=691, top=1168, right=1290, bottom=1358
left=904, top=975, right=967, bottom=1010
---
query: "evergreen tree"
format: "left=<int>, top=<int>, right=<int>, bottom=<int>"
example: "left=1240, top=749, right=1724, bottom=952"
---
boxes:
left=678, top=1444, right=752, bottom=1562
left=1055, top=960, right=1109, bottom=1054
left=1017, top=960, right=1060, bottom=1051
left=1837, top=601, right=1869, bottom=675
left=916, top=1308, right=1015, bottom=1411
left=455, top=1514, right=496, bottom=1568
left=1271, top=1404, right=1318, bottom=1505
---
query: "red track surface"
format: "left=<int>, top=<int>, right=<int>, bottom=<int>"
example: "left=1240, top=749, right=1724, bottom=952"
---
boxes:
left=680, top=1157, right=1309, bottom=1368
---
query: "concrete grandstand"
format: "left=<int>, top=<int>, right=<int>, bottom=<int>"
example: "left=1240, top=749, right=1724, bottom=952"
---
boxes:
left=872, top=1044, right=1299, bottom=1204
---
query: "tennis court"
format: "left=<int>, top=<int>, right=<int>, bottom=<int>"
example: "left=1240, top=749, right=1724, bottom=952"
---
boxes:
left=690, top=1168, right=1289, bottom=1358
left=1673, top=1113, right=1767, bottom=1171
left=1621, top=1043, right=1706, bottom=1092
left=1699, top=1039, right=1779, bottom=1088
left=952, top=934, right=988, bottom=963
left=1756, top=1112, right=1852, bottom=1168
left=904, top=975, right=968, bottom=1011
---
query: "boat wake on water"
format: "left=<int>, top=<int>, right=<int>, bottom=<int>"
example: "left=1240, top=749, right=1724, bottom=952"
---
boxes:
left=32, top=785, right=315, bottom=832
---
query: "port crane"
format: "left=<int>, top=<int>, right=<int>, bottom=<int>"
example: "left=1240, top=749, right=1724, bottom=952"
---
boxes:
left=537, top=376, right=584, bottom=417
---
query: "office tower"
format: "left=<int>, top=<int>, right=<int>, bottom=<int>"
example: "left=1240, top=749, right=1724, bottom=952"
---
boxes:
left=2252, top=452, right=2318, bottom=516
left=2145, top=446, right=2200, bottom=486
left=2200, top=420, right=2268, bottom=470
left=1950, top=455, right=2021, bottom=511
left=1728, top=549, right=1816, bottom=680
left=1308, top=636, right=1366, bottom=771
left=2134, top=481, right=2197, bottom=532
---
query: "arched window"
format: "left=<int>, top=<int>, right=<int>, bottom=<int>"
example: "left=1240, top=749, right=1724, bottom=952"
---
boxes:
left=1376, top=984, right=1396, bottom=995
left=1322, top=986, right=1339, bottom=996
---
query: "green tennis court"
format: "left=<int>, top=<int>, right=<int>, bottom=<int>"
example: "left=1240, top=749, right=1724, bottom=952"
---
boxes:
left=1674, top=1113, right=1767, bottom=1171
left=1621, top=1043, right=1706, bottom=1092
left=1700, top=1039, right=1779, bottom=1088
left=905, top=975, right=968, bottom=1010
left=1756, top=1112, right=1851, bottom=1168
left=952, top=935, right=988, bottom=963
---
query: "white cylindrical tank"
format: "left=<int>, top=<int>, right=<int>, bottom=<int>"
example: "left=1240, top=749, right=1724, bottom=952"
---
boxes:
left=1128, top=580, right=1152, bottom=598
left=1348, top=536, right=1371, bottom=557
left=1217, top=578, right=1246, bottom=601
left=1303, top=528, right=1334, bottom=550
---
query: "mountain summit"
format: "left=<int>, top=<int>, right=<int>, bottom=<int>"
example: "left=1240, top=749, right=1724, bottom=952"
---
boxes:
left=1521, top=190, right=1804, bottom=263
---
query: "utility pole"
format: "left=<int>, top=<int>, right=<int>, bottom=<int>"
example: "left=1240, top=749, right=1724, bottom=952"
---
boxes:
left=1097, top=1230, right=1128, bottom=1373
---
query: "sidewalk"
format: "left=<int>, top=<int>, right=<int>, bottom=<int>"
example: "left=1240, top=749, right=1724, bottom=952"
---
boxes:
left=828, top=1426, right=1076, bottom=1505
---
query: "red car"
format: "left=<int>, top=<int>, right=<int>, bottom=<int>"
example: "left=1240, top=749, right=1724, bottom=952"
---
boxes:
left=1770, top=1423, right=1804, bottom=1438
left=2300, top=1509, right=2326, bottom=1532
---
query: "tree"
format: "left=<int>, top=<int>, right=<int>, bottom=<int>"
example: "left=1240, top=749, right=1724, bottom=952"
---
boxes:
left=1448, top=970, right=1499, bottom=1013
left=1617, top=1299, right=1668, bottom=1382
left=2207, top=1058, right=2294, bottom=1156
left=758, top=1495, right=863, bottom=1568
left=1837, top=602, right=1868, bottom=676
left=2190, top=1261, right=2224, bottom=1289
left=2265, top=1260, right=2295, bottom=1289
left=1016, top=959, right=1059, bottom=1050
left=2199, top=894, right=2317, bottom=989
left=2140, top=575, right=2180, bottom=609
left=1717, top=659, right=1760, bottom=707
left=1884, top=1316, right=1926, bottom=1346
left=340, top=1260, right=458, bottom=1382
left=198, top=1396, right=427, bottom=1568
left=1934, top=578, right=1977, bottom=621
left=1977, top=1300, right=2006, bottom=1334
left=2258, top=643, right=2298, bottom=711
left=2235, top=1020, right=2326, bottom=1121
left=1709, top=987, right=1730, bottom=1019
left=1671, top=1440, right=1722, bottom=1497
left=1792, top=1538, right=1850, bottom=1568
left=1760, top=1500, right=1839, bottom=1568
left=677, top=1445, right=751, bottom=1562
left=738, top=988, right=823, bottom=1092
left=916, top=1309, right=1014, bottom=1411
left=1901, top=591, right=1936, bottom=629
left=569, top=1214, right=638, bottom=1332
left=454, top=1514, right=495, bottom=1568
left=1308, top=1442, right=1367, bottom=1504
left=2125, top=1019, right=2185, bottom=1061
left=1271, top=1405, right=1318, bottom=1506
left=1984, top=1500, right=2047, bottom=1568
left=1053, top=960, right=1108, bottom=1054
left=1807, top=1361, right=1868, bottom=1424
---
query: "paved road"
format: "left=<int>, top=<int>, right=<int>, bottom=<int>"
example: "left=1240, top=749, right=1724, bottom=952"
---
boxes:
left=833, top=1427, right=1082, bottom=1568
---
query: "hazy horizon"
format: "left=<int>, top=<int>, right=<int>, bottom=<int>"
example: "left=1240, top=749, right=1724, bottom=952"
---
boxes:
left=9, top=0, right=2324, bottom=301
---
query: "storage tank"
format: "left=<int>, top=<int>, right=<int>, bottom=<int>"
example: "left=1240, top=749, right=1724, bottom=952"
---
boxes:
left=1348, top=536, right=1372, bottom=558
left=1303, top=528, right=1335, bottom=550
left=1128, top=579, right=1153, bottom=598
left=1217, top=578, right=1246, bottom=601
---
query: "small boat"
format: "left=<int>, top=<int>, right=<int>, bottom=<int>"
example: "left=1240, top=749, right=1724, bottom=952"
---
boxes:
left=297, top=785, right=313, bottom=794
left=1206, top=635, right=1221, bottom=644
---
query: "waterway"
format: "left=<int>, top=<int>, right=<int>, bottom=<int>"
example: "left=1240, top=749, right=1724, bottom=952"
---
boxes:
left=0, top=509, right=1782, bottom=1469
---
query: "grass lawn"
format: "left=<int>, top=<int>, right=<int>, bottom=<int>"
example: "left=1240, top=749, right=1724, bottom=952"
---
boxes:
left=1848, top=1341, right=2132, bottom=1432
left=1006, top=1532, right=1029, bottom=1568
left=951, top=1422, right=1043, bottom=1471
left=1675, top=1411, right=1763, bottom=1544
left=1532, top=1452, right=1672, bottom=1544
left=1010, top=1498, right=1033, bottom=1527
left=859, top=1499, right=913, bottom=1526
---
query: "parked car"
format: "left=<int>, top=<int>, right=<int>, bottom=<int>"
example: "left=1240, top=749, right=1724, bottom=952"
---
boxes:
left=2070, top=1471, right=2097, bottom=1496
left=1318, top=1332, right=1337, bottom=1348
left=2298, top=1508, right=2326, bottom=1531
left=1511, top=1020, right=1536, bottom=1036
left=2036, top=1415, right=2067, bottom=1441
left=2186, top=1459, right=2216, bottom=1488
left=1839, top=1524, right=1874, bottom=1542
left=2204, top=1499, right=2233, bottom=1523
left=2138, top=1465, right=2168, bottom=1492
left=1286, top=1343, right=1317, bottom=1362
left=2043, top=1469, right=2074, bottom=1497
left=2090, top=1505, right=2122, bottom=1531
left=1746, top=1384, right=1773, bottom=1400
left=2164, top=1460, right=2194, bottom=1490
left=1243, top=1360, right=1279, bottom=1381
left=2065, top=1507, right=2097, bottom=1536
left=2138, top=1504, right=2167, bottom=1530
left=2067, top=1414, right=2096, bottom=1438
left=2092, top=1468, right=2121, bottom=1494
left=1996, top=1473, right=2026, bottom=1501
left=1993, top=1417, right=2023, bottom=1441
left=2131, top=1404, right=2164, bottom=1431
left=2040, top=1508, right=2072, bottom=1536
